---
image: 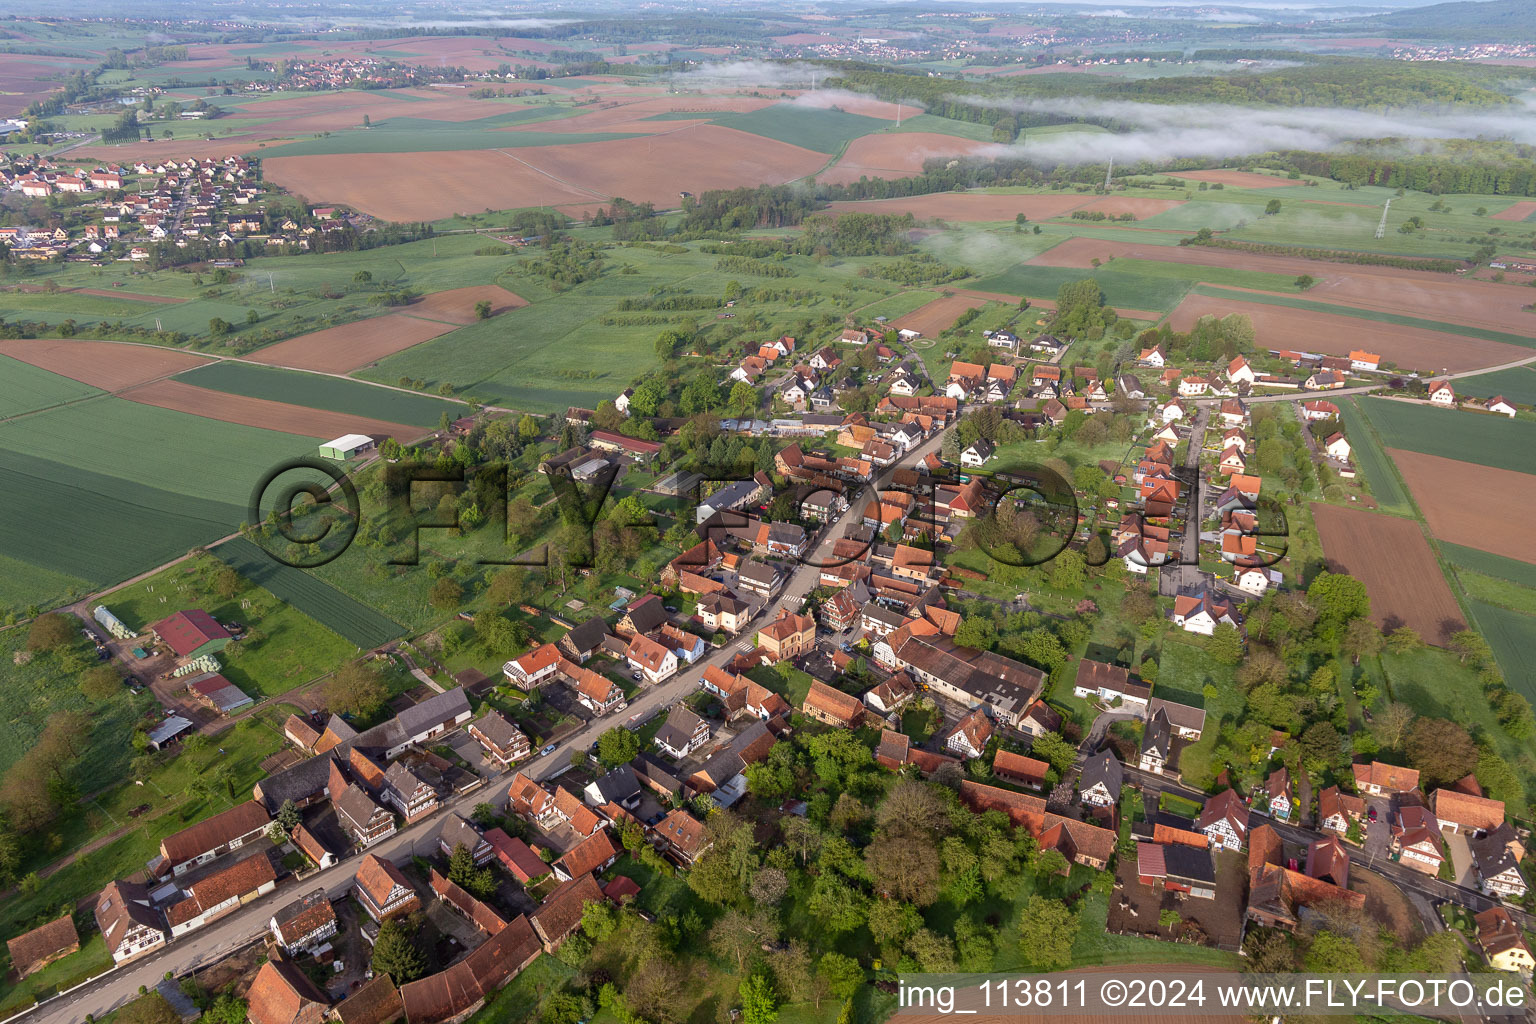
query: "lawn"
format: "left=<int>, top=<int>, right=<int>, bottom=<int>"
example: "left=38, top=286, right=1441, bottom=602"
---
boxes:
left=1362, top=397, right=1536, bottom=474
left=1465, top=600, right=1536, bottom=706
left=103, top=553, right=359, bottom=698
left=464, top=955, right=578, bottom=1024
left=1337, top=398, right=1411, bottom=515
left=174, top=361, right=464, bottom=429
left=714, top=104, right=888, bottom=155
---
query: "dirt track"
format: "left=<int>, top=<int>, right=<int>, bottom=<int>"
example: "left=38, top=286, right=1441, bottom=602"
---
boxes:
left=0, top=338, right=211, bottom=389
left=119, top=379, right=423, bottom=441
left=1311, top=502, right=1465, bottom=643
left=1388, top=449, right=1536, bottom=566
left=244, top=314, right=457, bottom=374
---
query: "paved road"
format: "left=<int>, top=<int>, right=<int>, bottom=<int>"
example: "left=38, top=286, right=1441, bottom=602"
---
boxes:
left=23, top=428, right=944, bottom=1024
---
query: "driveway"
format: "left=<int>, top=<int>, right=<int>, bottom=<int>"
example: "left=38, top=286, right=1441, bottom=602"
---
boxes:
left=1442, top=828, right=1476, bottom=887
left=1361, top=797, right=1392, bottom=861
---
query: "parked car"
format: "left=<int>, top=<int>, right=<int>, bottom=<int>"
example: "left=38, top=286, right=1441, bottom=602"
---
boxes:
left=540, top=744, right=557, bottom=757
left=1367, top=807, right=1378, bottom=822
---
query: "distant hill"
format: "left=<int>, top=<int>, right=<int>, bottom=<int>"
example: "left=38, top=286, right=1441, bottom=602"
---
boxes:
left=1327, top=0, right=1536, bottom=40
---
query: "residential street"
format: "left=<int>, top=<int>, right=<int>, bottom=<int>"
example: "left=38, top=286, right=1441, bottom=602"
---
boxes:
left=20, top=428, right=946, bottom=1024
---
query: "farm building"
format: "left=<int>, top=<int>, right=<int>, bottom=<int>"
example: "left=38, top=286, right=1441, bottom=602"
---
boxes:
left=185, top=672, right=255, bottom=716
left=151, top=610, right=231, bottom=659
left=148, top=715, right=195, bottom=750
left=319, top=433, right=375, bottom=460
left=93, top=605, right=137, bottom=640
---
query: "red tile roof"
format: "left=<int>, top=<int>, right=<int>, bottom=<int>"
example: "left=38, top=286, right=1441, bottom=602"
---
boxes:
left=247, top=957, right=330, bottom=1024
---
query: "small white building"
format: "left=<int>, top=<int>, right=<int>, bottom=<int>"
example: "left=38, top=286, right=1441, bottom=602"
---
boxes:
left=960, top=439, right=995, bottom=468
left=1324, top=433, right=1351, bottom=461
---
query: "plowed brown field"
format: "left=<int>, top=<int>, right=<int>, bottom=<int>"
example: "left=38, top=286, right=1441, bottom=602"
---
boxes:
left=119, top=380, right=422, bottom=441
left=0, top=339, right=211, bottom=389
left=245, top=315, right=457, bottom=374
left=824, top=192, right=1087, bottom=221
left=264, top=125, right=826, bottom=221
left=405, top=286, right=528, bottom=325
left=1492, top=201, right=1536, bottom=222
left=820, top=133, right=997, bottom=185
left=1311, top=502, right=1465, bottom=643
left=1166, top=294, right=1526, bottom=373
left=1028, top=236, right=1536, bottom=335
left=892, top=294, right=990, bottom=336
left=1388, top=449, right=1536, bottom=566
left=1070, top=196, right=1185, bottom=219
left=263, top=150, right=601, bottom=220
left=1170, top=170, right=1302, bottom=189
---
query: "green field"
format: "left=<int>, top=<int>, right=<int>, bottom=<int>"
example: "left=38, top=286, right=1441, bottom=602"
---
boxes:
left=0, top=396, right=316, bottom=614
left=0, top=356, right=102, bottom=419
left=967, top=263, right=1195, bottom=312
left=1191, top=286, right=1536, bottom=351
left=1361, top=397, right=1536, bottom=474
left=1465, top=600, right=1536, bottom=705
left=1445, top=365, right=1536, bottom=405
left=713, top=103, right=889, bottom=154
left=175, top=361, right=462, bottom=429
left=211, top=537, right=407, bottom=649
left=1442, top=543, right=1536, bottom=589
left=1338, top=398, right=1411, bottom=514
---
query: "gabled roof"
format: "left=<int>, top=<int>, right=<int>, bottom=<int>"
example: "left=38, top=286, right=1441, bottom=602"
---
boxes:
left=247, top=957, right=331, bottom=1024
left=172, top=852, right=277, bottom=923
left=529, top=873, right=604, bottom=946
left=1431, top=789, right=1504, bottom=830
left=6, top=915, right=77, bottom=977
left=485, top=828, right=549, bottom=882
left=1197, top=789, right=1249, bottom=834
left=1079, top=749, right=1123, bottom=794
left=151, top=609, right=229, bottom=656
left=95, top=881, right=163, bottom=951
left=654, top=809, right=709, bottom=857
left=626, top=633, right=673, bottom=673
left=271, top=889, right=336, bottom=945
left=803, top=680, right=865, bottom=726
left=553, top=786, right=602, bottom=835
left=396, top=688, right=470, bottom=737
left=1351, top=760, right=1419, bottom=793
left=355, top=854, right=413, bottom=909
left=333, top=974, right=402, bottom=1024
left=160, top=799, right=270, bottom=864
left=555, top=829, right=619, bottom=879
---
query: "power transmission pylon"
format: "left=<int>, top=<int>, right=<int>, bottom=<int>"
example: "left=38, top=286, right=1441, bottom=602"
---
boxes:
left=1375, top=197, right=1392, bottom=239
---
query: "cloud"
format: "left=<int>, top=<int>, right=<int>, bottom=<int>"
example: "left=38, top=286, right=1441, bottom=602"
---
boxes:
left=963, top=96, right=1536, bottom=165
left=673, top=61, right=824, bottom=91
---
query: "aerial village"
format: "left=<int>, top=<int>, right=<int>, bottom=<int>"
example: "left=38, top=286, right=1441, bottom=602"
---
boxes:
left=5, top=302, right=1534, bottom=1024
